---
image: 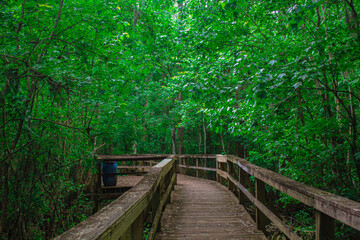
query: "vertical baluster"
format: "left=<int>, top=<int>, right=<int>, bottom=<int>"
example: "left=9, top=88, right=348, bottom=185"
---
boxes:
left=131, top=212, right=144, bottom=240
left=227, top=161, right=232, bottom=192
left=255, top=178, right=269, bottom=232
left=151, top=186, right=161, bottom=232
left=196, top=158, right=199, bottom=178
left=238, top=167, right=247, bottom=204
left=315, top=210, right=335, bottom=240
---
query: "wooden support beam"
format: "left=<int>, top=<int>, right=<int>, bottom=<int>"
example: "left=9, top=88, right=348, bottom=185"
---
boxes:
left=151, top=186, right=161, bottom=226
left=227, top=161, right=232, bottom=192
left=55, top=158, right=176, bottom=240
left=184, top=158, right=188, bottom=175
left=131, top=212, right=144, bottom=240
left=178, top=165, right=216, bottom=172
left=239, top=168, right=250, bottom=205
left=148, top=173, right=177, bottom=240
left=228, top=174, right=301, bottom=240
left=255, top=179, right=270, bottom=232
left=230, top=155, right=360, bottom=232
left=196, top=158, right=200, bottom=178
left=315, top=210, right=335, bottom=240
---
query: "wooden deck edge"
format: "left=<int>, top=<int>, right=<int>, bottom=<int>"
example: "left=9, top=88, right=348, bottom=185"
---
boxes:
left=55, top=157, right=176, bottom=240
left=226, top=155, right=360, bottom=232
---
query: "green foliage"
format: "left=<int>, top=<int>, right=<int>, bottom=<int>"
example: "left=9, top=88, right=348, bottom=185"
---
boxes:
left=1, top=0, right=360, bottom=239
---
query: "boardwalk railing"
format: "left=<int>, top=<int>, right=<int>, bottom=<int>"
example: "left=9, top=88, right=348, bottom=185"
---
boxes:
left=89, top=154, right=168, bottom=202
left=98, top=154, right=168, bottom=176
left=179, top=154, right=360, bottom=240
left=177, top=154, right=217, bottom=180
left=56, top=156, right=177, bottom=240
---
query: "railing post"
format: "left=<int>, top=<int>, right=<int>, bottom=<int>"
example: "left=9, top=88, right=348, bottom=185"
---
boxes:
left=196, top=158, right=200, bottom=178
left=173, top=158, right=177, bottom=187
left=216, top=155, right=227, bottom=184
left=227, top=161, right=233, bottom=192
left=164, top=172, right=172, bottom=205
left=131, top=212, right=144, bottom=240
left=255, top=178, right=269, bottom=232
left=238, top=167, right=248, bottom=205
left=184, top=157, right=188, bottom=175
left=177, top=155, right=184, bottom=174
left=151, top=186, right=161, bottom=232
left=315, top=210, right=335, bottom=240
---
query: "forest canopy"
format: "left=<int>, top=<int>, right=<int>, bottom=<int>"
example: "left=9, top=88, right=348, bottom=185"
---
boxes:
left=1, top=0, right=360, bottom=239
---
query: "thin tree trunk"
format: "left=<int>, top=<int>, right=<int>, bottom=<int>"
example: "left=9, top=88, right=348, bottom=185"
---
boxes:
left=203, top=115, right=206, bottom=154
left=171, top=127, right=176, bottom=154
left=220, top=132, right=226, bottom=154
left=198, top=131, right=201, bottom=153
left=37, top=0, right=65, bottom=63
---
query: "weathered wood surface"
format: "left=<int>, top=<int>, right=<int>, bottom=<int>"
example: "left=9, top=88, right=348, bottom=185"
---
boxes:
left=227, top=155, right=360, bottom=232
left=177, top=164, right=216, bottom=172
left=56, top=158, right=176, bottom=240
left=155, top=174, right=267, bottom=240
left=227, top=175, right=301, bottom=240
left=102, top=175, right=143, bottom=189
left=118, top=165, right=152, bottom=171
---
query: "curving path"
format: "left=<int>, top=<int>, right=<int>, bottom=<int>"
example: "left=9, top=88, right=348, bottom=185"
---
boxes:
left=155, top=174, right=267, bottom=240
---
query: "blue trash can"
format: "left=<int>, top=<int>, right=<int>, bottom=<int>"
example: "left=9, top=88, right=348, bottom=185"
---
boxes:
left=102, top=162, right=117, bottom=186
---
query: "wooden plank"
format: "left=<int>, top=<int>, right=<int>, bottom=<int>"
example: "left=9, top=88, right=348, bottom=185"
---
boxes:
left=156, top=174, right=267, bottom=240
left=255, top=179, right=270, bottom=231
left=102, top=175, right=143, bottom=188
left=216, top=154, right=227, bottom=163
left=102, top=172, right=147, bottom=176
left=196, top=159, right=199, bottom=178
left=230, top=155, right=360, bottom=231
left=98, top=190, right=150, bottom=240
left=131, top=212, right=144, bottom=240
left=148, top=173, right=177, bottom=240
left=238, top=167, right=253, bottom=205
left=154, top=158, right=175, bottom=175
left=227, top=174, right=301, bottom=240
left=315, top=210, right=335, bottom=240
left=118, top=166, right=152, bottom=171
left=227, top=161, right=232, bottom=192
left=55, top=157, right=176, bottom=240
left=216, top=169, right=227, bottom=179
left=151, top=186, right=161, bottom=225
left=86, top=193, right=125, bottom=201
left=178, top=165, right=216, bottom=172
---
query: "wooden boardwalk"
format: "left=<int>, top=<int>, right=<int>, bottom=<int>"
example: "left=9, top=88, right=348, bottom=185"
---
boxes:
left=155, top=174, right=267, bottom=240
left=102, top=175, right=143, bottom=188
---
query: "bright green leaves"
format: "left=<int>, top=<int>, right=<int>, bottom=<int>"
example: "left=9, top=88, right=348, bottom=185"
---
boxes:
left=172, top=1, right=360, bottom=220
left=2, top=0, right=360, bottom=238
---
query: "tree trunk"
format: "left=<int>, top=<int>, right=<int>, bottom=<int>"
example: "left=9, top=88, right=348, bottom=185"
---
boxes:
left=171, top=127, right=176, bottom=154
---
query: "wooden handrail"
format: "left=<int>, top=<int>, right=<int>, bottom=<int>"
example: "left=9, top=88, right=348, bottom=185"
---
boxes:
left=178, top=154, right=360, bottom=239
left=223, top=155, right=360, bottom=239
left=177, top=155, right=217, bottom=180
left=55, top=156, right=177, bottom=240
left=226, top=156, right=360, bottom=229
